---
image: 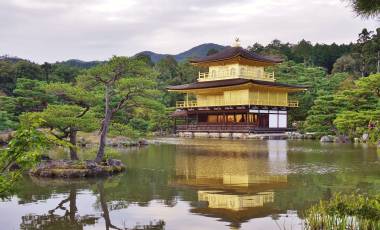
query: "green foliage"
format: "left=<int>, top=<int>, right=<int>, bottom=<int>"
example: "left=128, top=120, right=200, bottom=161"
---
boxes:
left=356, top=73, right=380, bottom=97
left=13, top=78, right=56, bottom=114
left=271, top=61, right=348, bottom=122
left=305, top=73, right=380, bottom=140
left=0, top=60, right=17, bottom=95
left=44, top=82, right=101, bottom=106
left=0, top=111, right=17, bottom=131
left=0, top=117, right=61, bottom=197
left=50, top=64, right=82, bottom=82
left=304, top=95, right=341, bottom=135
left=352, top=28, right=380, bottom=76
left=305, top=193, right=380, bottom=230
left=332, top=54, right=361, bottom=75
left=346, top=0, right=380, bottom=18
left=14, top=60, right=44, bottom=81
left=26, top=105, right=98, bottom=133
left=155, top=57, right=199, bottom=106
left=129, top=118, right=149, bottom=134
left=249, top=40, right=352, bottom=72
left=109, top=123, right=139, bottom=139
left=334, top=110, right=380, bottom=141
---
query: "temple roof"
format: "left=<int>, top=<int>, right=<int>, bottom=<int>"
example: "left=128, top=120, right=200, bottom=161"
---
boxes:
left=190, top=46, right=282, bottom=65
left=167, top=78, right=307, bottom=91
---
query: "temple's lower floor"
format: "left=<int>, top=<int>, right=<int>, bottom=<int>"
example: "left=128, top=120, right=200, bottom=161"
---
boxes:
left=173, top=106, right=292, bottom=133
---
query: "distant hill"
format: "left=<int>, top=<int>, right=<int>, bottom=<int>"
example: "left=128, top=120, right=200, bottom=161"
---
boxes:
left=137, top=43, right=226, bottom=63
left=0, top=55, right=26, bottom=63
left=57, top=59, right=104, bottom=68
left=1, top=43, right=226, bottom=66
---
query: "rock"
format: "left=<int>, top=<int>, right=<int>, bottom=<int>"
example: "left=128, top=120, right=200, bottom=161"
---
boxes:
left=287, top=132, right=303, bottom=139
left=334, top=135, right=351, bottom=144
left=354, top=137, right=360, bottom=143
left=0, top=132, right=13, bottom=145
left=39, top=154, right=51, bottom=161
left=9, top=163, right=21, bottom=171
left=320, top=135, right=334, bottom=143
left=305, top=133, right=317, bottom=139
left=138, top=139, right=148, bottom=146
left=361, top=133, right=369, bottom=143
left=377, top=140, right=380, bottom=148
left=107, top=158, right=123, bottom=167
left=85, top=160, right=97, bottom=169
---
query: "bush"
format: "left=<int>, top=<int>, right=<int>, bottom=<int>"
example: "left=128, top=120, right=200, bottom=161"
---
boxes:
left=304, top=193, right=380, bottom=230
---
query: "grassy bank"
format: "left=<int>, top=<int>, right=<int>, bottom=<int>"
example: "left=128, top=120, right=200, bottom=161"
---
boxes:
left=304, top=194, right=380, bottom=230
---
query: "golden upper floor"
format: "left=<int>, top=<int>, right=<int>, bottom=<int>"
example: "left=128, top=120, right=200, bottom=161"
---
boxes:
left=190, top=46, right=281, bottom=82
left=198, top=64, right=275, bottom=82
left=168, top=78, right=305, bottom=108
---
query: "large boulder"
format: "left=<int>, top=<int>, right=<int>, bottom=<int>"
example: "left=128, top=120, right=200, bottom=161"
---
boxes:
left=320, top=135, right=335, bottom=143
left=107, top=158, right=123, bottom=167
left=361, top=133, right=369, bottom=143
left=334, top=135, right=351, bottom=144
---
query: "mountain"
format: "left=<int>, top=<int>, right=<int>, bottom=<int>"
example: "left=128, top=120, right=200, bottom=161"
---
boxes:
left=57, top=59, right=104, bottom=68
left=1, top=43, right=226, bottom=66
left=137, top=43, right=226, bottom=63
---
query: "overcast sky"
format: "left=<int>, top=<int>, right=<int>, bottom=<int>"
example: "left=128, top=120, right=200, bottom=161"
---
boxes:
left=0, top=0, right=378, bottom=63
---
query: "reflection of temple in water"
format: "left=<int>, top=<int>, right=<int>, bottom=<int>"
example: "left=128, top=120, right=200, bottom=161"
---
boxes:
left=170, top=140, right=289, bottom=228
left=173, top=140, right=288, bottom=188
left=198, top=190, right=274, bottom=211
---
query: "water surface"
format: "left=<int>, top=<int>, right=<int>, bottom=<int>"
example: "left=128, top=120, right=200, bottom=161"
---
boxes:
left=1, top=139, right=379, bottom=230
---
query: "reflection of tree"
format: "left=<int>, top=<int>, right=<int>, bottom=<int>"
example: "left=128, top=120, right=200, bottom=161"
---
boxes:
left=20, top=186, right=98, bottom=229
left=129, top=220, right=165, bottom=230
left=96, top=181, right=166, bottom=230
left=97, top=181, right=122, bottom=230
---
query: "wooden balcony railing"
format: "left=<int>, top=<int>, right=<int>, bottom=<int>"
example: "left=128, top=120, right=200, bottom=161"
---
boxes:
left=198, top=71, right=275, bottom=82
left=176, top=100, right=198, bottom=108
left=175, top=99, right=299, bottom=108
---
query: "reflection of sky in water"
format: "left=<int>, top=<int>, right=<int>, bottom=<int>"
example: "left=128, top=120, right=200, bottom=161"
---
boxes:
left=0, top=194, right=300, bottom=230
left=0, top=139, right=378, bottom=230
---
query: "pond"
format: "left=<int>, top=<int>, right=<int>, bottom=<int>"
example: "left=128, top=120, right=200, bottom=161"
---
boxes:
left=0, top=138, right=379, bottom=230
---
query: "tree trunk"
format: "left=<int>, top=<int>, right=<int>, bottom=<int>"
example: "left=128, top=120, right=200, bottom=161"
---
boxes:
left=69, top=129, right=79, bottom=160
left=95, top=85, right=112, bottom=163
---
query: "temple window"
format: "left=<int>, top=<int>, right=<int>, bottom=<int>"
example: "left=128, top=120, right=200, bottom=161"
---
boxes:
left=211, top=70, right=216, bottom=78
left=230, top=68, right=236, bottom=76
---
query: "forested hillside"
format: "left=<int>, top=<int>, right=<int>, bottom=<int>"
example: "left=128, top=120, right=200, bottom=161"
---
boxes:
left=0, top=27, right=379, bottom=142
left=137, top=43, right=225, bottom=63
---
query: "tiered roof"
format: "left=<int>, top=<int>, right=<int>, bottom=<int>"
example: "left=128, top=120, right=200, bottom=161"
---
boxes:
left=190, top=46, right=282, bottom=66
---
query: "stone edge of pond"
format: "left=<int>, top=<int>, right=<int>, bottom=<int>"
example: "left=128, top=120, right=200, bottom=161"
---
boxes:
left=29, top=159, right=125, bottom=178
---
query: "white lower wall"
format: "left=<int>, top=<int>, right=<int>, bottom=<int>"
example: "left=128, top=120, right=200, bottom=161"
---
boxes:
left=269, top=114, right=278, bottom=128
left=268, top=111, right=287, bottom=128
left=278, top=114, right=287, bottom=128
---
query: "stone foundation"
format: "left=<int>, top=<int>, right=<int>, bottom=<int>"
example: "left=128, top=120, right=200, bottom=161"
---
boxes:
left=177, top=131, right=288, bottom=139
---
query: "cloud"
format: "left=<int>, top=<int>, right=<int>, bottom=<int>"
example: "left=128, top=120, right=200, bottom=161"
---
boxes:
left=0, top=0, right=378, bottom=63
